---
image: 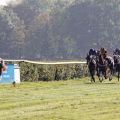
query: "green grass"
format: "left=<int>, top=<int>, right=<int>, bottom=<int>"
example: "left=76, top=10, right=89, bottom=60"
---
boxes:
left=0, top=78, right=120, bottom=120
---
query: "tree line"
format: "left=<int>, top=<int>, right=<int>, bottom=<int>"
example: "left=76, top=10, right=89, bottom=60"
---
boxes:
left=0, top=0, right=120, bottom=60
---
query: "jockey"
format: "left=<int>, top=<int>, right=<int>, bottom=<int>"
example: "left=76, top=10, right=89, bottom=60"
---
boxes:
left=86, top=49, right=96, bottom=65
left=106, top=56, right=114, bottom=66
left=96, top=49, right=100, bottom=59
left=89, top=48, right=94, bottom=56
left=89, top=48, right=96, bottom=56
left=113, top=49, right=116, bottom=55
left=114, top=48, right=120, bottom=55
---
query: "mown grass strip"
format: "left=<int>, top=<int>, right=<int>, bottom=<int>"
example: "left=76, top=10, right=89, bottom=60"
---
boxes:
left=0, top=78, right=120, bottom=120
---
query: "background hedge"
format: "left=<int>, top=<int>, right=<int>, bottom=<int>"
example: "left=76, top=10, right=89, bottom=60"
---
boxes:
left=6, top=61, right=88, bottom=82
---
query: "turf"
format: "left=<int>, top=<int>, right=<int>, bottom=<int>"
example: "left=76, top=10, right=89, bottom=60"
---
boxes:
left=0, top=77, right=120, bottom=120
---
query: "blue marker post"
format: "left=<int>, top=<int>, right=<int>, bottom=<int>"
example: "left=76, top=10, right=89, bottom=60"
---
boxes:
left=0, top=64, right=15, bottom=84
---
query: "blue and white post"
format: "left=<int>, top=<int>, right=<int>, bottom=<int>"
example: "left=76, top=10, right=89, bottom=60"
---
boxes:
left=0, top=64, right=20, bottom=84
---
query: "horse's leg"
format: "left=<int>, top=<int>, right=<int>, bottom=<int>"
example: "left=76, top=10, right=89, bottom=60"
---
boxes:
left=103, top=67, right=108, bottom=79
left=92, top=70, right=95, bottom=82
left=90, top=69, right=95, bottom=83
left=117, top=65, right=120, bottom=82
left=118, top=71, right=120, bottom=82
left=89, top=69, right=93, bottom=83
left=91, top=75, right=95, bottom=82
left=0, top=68, right=2, bottom=80
left=96, top=65, right=99, bottom=77
left=99, top=69, right=104, bottom=82
left=107, top=67, right=112, bottom=81
left=97, top=68, right=102, bottom=82
left=109, top=68, right=113, bottom=81
left=97, top=68, right=101, bottom=82
left=110, top=64, right=114, bottom=81
left=98, top=70, right=103, bottom=83
left=97, top=67, right=102, bottom=82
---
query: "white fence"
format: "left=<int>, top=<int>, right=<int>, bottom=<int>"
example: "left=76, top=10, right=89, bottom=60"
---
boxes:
left=4, top=59, right=87, bottom=82
left=4, top=59, right=87, bottom=65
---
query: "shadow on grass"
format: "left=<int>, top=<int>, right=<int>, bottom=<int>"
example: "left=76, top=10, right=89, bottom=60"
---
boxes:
left=84, top=81, right=119, bottom=84
left=103, top=82, right=118, bottom=84
left=84, top=77, right=120, bottom=84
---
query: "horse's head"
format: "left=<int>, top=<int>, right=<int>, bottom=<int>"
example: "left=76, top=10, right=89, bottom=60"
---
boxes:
left=98, top=54, right=108, bottom=66
left=113, top=55, right=120, bottom=64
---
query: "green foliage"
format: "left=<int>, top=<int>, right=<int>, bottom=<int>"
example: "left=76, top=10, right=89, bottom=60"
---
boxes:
left=1, top=0, right=120, bottom=59
left=7, top=61, right=88, bottom=81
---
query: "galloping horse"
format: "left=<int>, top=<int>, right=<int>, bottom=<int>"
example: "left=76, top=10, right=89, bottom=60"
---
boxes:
left=86, top=48, right=114, bottom=83
left=0, top=59, right=7, bottom=80
left=86, top=55, right=96, bottom=82
left=105, top=56, right=114, bottom=80
left=97, top=52, right=114, bottom=82
left=97, top=54, right=108, bottom=82
left=113, top=55, right=120, bottom=81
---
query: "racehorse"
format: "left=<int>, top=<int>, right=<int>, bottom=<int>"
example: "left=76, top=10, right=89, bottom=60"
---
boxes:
left=113, top=55, right=120, bottom=81
left=86, top=55, right=96, bottom=82
left=0, top=59, right=7, bottom=80
left=97, top=54, right=108, bottom=82
left=97, top=54, right=114, bottom=82
left=105, top=56, right=114, bottom=81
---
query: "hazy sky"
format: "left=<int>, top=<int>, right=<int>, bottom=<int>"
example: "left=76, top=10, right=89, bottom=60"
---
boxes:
left=0, top=0, right=7, bottom=5
left=0, top=0, right=23, bottom=6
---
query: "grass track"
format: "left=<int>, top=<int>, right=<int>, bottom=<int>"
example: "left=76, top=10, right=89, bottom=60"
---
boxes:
left=0, top=78, right=120, bottom=120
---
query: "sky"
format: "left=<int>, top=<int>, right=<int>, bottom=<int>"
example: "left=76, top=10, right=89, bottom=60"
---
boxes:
left=0, top=0, right=23, bottom=6
left=0, top=0, right=8, bottom=6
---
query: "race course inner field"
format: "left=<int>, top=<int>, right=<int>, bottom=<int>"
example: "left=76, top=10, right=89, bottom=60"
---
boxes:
left=0, top=78, right=120, bottom=120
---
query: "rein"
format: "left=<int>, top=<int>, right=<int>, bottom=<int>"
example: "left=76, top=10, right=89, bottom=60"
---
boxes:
left=97, top=63, right=107, bottom=67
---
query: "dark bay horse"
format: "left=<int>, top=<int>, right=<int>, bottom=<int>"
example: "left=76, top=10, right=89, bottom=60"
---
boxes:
left=97, top=54, right=108, bottom=82
left=97, top=54, right=114, bottom=82
left=0, top=59, right=7, bottom=80
left=86, top=55, right=96, bottom=82
left=113, top=55, right=120, bottom=81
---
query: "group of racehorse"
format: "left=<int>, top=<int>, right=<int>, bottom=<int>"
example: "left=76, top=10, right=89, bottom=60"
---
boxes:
left=86, top=48, right=120, bottom=82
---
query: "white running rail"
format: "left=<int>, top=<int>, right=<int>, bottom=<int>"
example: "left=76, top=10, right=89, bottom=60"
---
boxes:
left=4, top=59, right=86, bottom=65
